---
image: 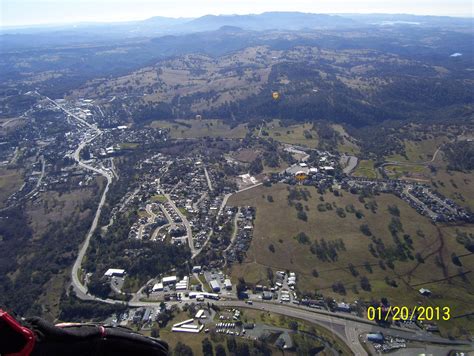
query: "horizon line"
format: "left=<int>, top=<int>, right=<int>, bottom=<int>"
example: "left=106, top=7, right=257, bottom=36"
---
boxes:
left=1, top=10, right=472, bottom=30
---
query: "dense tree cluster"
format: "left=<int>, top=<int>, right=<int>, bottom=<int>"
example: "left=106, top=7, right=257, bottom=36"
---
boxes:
left=444, top=141, right=474, bottom=171
left=310, top=238, right=346, bottom=262
left=59, top=293, right=127, bottom=322
left=0, top=203, right=95, bottom=317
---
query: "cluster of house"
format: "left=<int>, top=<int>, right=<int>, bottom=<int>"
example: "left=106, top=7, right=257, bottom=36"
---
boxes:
left=128, top=204, right=169, bottom=240
left=225, top=206, right=255, bottom=264
left=87, top=126, right=168, bottom=159
left=403, top=185, right=472, bottom=222
left=277, top=145, right=472, bottom=224
left=162, top=201, right=183, bottom=222
left=342, top=176, right=471, bottom=223
left=158, top=157, right=228, bottom=250
left=188, top=195, right=223, bottom=249
left=5, top=117, right=107, bottom=208
left=66, top=99, right=95, bottom=121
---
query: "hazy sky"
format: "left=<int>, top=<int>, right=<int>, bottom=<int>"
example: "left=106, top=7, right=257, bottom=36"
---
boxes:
left=1, top=0, right=472, bottom=27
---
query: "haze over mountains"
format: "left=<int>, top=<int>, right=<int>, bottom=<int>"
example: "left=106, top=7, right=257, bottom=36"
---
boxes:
left=2, top=11, right=472, bottom=36
left=1, top=11, right=472, bottom=128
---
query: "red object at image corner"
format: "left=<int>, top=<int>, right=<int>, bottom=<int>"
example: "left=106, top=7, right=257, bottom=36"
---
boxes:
left=0, top=309, right=36, bottom=356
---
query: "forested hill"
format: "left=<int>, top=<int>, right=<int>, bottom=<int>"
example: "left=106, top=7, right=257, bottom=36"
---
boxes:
left=1, top=15, right=473, bottom=128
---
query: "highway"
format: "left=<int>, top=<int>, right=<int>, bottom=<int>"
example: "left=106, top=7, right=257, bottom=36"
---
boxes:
left=72, top=289, right=472, bottom=356
left=44, top=95, right=97, bottom=131
left=42, top=94, right=114, bottom=299
left=70, top=134, right=113, bottom=298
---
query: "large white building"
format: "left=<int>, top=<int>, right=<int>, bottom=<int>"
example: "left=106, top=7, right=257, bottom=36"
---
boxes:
left=162, top=276, right=177, bottom=285
left=152, top=283, right=164, bottom=292
left=209, top=280, right=221, bottom=292
left=104, top=268, right=126, bottom=278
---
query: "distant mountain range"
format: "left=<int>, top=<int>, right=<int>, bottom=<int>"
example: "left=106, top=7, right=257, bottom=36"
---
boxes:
left=2, top=12, right=472, bottom=38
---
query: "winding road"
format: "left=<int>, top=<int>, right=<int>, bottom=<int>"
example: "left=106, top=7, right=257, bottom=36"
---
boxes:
left=42, top=94, right=114, bottom=298
left=70, top=138, right=113, bottom=297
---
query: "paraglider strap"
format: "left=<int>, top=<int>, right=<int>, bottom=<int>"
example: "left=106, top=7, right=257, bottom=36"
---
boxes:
left=1, top=311, right=169, bottom=355
left=0, top=309, right=36, bottom=356
left=98, top=325, right=106, bottom=338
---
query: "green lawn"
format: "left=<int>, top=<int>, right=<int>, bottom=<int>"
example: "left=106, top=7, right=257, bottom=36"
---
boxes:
left=352, top=160, right=378, bottom=178
left=151, top=194, right=167, bottom=203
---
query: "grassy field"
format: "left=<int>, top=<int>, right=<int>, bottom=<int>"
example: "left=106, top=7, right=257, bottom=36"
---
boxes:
left=352, top=160, right=378, bottom=178
left=384, top=163, right=430, bottom=181
left=228, top=183, right=474, bottom=337
left=386, top=136, right=448, bottom=163
left=137, top=210, right=151, bottom=218
left=158, top=311, right=212, bottom=355
left=258, top=120, right=319, bottom=148
left=432, top=170, right=474, bottom=211
left=150, top=119, right=248, bottom=139
left=230, top=148, right=260, bottom=163
left=262, top=161, right=289, bottom=175
left=0, top=167, right=23, bottom=208
left=151, top=194, right=167, bottom=203
left=331, top=124, right=360, bottom=155
left=119, top=142, right=139, bottom=150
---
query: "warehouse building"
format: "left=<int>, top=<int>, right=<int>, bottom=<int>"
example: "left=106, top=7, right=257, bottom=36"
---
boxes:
left=209, top=280, right=221, bottom=292
left=162, top=276, right=177, bottom=286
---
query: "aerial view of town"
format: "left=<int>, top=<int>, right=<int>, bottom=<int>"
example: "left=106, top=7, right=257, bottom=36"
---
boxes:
left=0, top=2, right=473, bottom=355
